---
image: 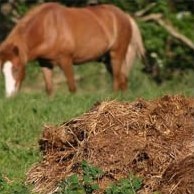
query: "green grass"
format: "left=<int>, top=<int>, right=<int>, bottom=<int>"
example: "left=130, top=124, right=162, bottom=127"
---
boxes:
left=0, top=61, right=193, bottom=193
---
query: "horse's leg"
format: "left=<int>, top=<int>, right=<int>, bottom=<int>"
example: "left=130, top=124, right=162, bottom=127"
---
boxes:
left=120, top=64, right=128, bottom=90
left=58, top=57, right=76, bottom=93
left=42, top=67, right=53, bottom=95
left=110, top=50, right=128, bottom=91
left=38, top=59, right=54, bottom=95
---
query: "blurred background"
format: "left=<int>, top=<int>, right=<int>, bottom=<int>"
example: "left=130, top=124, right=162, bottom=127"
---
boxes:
left=0, top=0, right=194, bottom=96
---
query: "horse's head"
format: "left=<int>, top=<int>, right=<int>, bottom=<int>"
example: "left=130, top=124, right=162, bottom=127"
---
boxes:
left=0, top=44, right=25, bottom=97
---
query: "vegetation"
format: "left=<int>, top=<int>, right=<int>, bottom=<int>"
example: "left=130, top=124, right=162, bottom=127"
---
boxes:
left=0, top=0, right=193, bottom=193
left=57, top=161, right=104, bottom=194
left=56, top=161, right=142, bottom=194
left=0, top=60, right=193, bottom=193
left=105, top=174, right=142, bottom=194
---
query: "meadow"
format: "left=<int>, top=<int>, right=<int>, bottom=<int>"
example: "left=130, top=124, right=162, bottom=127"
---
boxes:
left=0, top=60, right=193, bottom=193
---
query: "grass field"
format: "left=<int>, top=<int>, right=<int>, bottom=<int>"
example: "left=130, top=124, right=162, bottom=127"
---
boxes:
left=0, top=61, right=193, bottom=193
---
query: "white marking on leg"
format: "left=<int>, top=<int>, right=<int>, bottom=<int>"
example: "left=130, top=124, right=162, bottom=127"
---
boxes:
left=2, top=61, right=16, bottom=97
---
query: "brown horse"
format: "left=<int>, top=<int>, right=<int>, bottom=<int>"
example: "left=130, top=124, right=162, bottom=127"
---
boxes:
left=0, top=2, right=145, bottom=97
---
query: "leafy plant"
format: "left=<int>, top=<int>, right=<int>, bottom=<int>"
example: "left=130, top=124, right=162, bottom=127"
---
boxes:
left=57, top=161, right=103, bottom=194
left=82, top=160, right=103, bottom=193
left=105, top=174, right=142, bottom=194
left=58, top=161, right=142, bottom=194
left=58, top=174, right=86, bottom=194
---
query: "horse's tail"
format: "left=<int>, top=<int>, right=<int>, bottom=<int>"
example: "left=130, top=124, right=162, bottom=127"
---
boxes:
left=122, top=15, right=145, bottom=76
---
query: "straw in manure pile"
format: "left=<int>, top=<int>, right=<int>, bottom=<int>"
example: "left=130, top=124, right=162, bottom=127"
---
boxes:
left=26, top=95, right=194, bottom=194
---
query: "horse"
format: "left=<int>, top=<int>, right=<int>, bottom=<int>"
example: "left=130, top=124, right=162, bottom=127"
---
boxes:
left=0, top=2, right=145, bottom=97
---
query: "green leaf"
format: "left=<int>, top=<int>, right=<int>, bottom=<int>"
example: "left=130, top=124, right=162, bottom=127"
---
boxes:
left=67, top=175, right=79, bottom=184
left=91, top=183, right=99, bottom=190
left=83, top=175, right=93, bottom=184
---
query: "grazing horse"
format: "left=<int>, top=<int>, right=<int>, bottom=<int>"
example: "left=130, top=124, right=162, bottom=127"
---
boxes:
left=0, top=2, right=145, bottom=97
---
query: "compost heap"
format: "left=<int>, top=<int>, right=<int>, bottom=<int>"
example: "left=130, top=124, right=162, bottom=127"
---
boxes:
left=26, top=95, right=194, bottom=194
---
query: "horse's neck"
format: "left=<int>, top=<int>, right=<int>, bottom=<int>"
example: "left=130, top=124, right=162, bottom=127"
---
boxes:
left=6, top=33, right=28, bottom=65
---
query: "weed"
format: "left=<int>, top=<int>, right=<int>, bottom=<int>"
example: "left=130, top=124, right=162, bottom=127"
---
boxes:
left=57, top=161, right=103, bottom=194
left=105, top=174, right=142, bottom=194
left=57, top=161, right=142, bottom=194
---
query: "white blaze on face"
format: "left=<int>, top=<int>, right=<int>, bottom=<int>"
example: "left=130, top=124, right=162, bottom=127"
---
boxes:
left=2, top=61, right=17, bottom=97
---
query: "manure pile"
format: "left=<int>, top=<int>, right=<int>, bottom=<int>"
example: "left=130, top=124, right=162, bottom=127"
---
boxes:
left=26, top=95, right=194, bottom=194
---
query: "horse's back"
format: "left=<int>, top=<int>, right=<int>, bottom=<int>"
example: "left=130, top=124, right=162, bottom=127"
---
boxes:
left=99, top=5, right=132, bottom=48
left=7, top=3, right=132, bottom=62
left=19, top=3, right=116, bottom=60
left=58, top=5, right=117, bottom=61
left=58, top=4, right=131, bottom=62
